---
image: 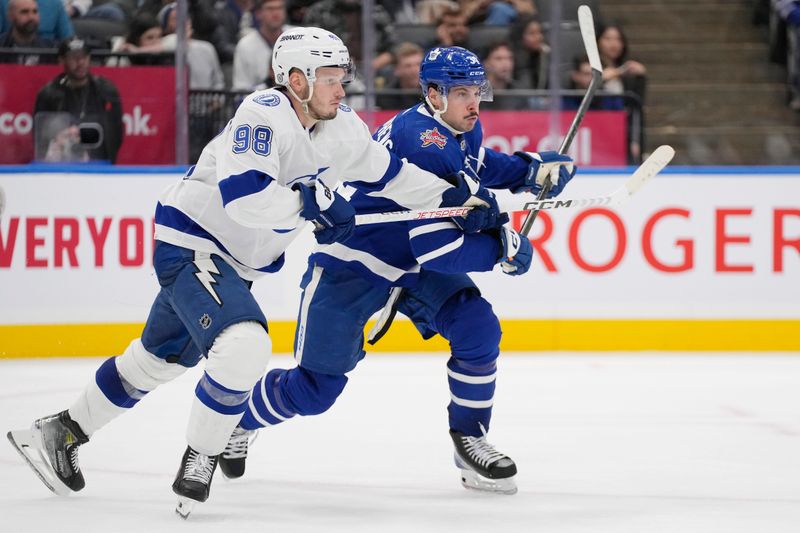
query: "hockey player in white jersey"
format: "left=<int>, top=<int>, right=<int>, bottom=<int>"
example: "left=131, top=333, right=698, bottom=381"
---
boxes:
left=6, top=29, right=493, bottom=517
left=219, top=47, right=577, bottom=494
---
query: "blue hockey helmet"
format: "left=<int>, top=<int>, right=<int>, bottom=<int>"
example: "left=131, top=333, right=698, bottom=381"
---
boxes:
left=419, top=46, right=493, bottom=102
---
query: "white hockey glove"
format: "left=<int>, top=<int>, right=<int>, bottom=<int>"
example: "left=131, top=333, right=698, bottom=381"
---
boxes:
left=513, top=151, right=577, bottom=197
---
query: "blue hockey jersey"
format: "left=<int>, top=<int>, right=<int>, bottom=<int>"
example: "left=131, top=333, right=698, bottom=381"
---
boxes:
left=311, top=103, right=533, bottom=287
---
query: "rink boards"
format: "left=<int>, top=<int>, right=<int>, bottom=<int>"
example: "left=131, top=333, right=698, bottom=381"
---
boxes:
left=0, top=166, right=798, bottom=356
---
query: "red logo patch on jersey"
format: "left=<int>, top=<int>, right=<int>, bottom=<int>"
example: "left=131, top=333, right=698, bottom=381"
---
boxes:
left=419, top=127, right=448, bottom=149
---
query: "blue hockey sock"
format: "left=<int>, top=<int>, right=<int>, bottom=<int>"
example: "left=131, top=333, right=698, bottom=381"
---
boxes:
left=435, top=291, right=501, bottom=437
left=240, top=369, right=297, bottom=429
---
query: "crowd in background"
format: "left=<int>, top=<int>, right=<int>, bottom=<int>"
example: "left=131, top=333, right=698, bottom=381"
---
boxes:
left=0, top=0, right=654, bottom=163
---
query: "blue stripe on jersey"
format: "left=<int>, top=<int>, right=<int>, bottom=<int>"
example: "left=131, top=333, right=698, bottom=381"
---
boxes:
left=218, top=170, right=275, bottom=207
left=95, top=357, right=147, bottom=408
left=195, top=372, right=249, bottom=415
left=345, top=150, right=404, bottom=193
left=156, top=203, right=286, bottom=273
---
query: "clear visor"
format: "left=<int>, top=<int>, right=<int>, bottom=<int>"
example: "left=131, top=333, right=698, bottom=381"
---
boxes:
left=314, top=61, right=356, bottom=86
left=441, top=81, right=493, bottom=103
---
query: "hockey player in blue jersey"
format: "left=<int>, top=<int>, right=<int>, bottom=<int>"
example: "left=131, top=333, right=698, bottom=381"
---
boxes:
left=221, top=46, right=577, bottom=494
left=6, top=30, right=491, bottom=517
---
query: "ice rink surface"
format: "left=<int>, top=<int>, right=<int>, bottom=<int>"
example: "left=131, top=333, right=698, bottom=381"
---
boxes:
left=1, top=353, right=799, bottom=533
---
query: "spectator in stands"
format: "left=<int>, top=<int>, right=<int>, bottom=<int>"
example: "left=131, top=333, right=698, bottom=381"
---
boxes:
left=64, top=0, right=90, bottom=19
left=596, top=23, right=646, bottom=106
left=0, top=0, right=54, bottom=65
left=107, top=12, right=165, bottom=66
left=0, top=0, right=73, bottom=41
left=568, top=53, right=642, bottom=163
left=480, top=40, right=527, bottom=110
left=304, top=0, right=396, bottom=72
left=158, top=2, right=224, bottom=90
left=568, top=55, right=623, bottom=110
left=286, top=0, right=313, bottom=25
left=34, top=37, right=123, bottom=162
left=204, top=0, right=254, bottom=66
left=434, top=6, right=469, bottom=48
left=232, top=0, right=290, bottom=90
left=775, top=0, right=800, bottom=110
left=510, top=14, right=549, bottom=90
left=376, top=41, right=424, bottom=110
left=460, top=0, right=535, bottom=26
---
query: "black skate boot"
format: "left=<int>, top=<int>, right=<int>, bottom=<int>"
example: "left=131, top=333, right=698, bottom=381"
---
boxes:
left=172, top=446, right=219, bottom=519
left=7, top=410, right=89, bottom=496
left=219, top=426, right=257, bottom=480
left=450, top=429, right=517, bottom=495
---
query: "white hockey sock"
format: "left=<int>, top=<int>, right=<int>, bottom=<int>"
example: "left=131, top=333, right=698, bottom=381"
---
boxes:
left=69, top=339, right=187, bottom=436
left=185, top=321, right=271, bottom=455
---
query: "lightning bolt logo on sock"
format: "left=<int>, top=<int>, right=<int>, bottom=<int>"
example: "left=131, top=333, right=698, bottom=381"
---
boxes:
left=193, top=254, right=223, bottom=306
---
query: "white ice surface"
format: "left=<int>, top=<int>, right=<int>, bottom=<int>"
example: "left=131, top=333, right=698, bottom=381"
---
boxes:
left=1, top=354, right=799, bottom=533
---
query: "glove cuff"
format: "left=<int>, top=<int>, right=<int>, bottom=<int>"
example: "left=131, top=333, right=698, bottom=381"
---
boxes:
left=292, top=182, right=320, bottom=221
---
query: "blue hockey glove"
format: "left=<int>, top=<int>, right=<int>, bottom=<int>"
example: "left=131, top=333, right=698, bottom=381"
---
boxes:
left=513, top=151, right=577, bottom=197
left=452, top=186, right=509, bottom=232
left=294, top=181, right=355, bottom=245
left=439, top=171, right=509, bottom=232
left=497, top=226, right=533, bottom=276
left=438, top=171, right=473, bottom=208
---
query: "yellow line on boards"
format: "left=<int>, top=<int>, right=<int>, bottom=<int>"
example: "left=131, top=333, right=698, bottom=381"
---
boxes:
left=1, top=320, right=799, bottom=358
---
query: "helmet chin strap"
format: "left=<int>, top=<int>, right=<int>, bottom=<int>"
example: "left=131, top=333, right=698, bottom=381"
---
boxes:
left=288, top=77, right=315, bottom=116
left=425, top=92, right=466, bottom=135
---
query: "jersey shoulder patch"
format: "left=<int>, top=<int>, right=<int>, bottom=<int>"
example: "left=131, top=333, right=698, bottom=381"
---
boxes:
left=419, top=127, right=448, bottom=149
left=253, top=93, right=281, bottom=107
left=338, top=103, right=352, bottom=112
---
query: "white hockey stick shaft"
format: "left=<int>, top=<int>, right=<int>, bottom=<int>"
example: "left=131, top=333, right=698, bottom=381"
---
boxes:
left=354, top=145, right=675, bottom=226
left=519, top=4, right=602, bottom=236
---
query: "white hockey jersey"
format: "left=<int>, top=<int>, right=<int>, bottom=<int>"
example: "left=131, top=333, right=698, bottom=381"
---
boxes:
left=154, top=89, right=452, bottom=280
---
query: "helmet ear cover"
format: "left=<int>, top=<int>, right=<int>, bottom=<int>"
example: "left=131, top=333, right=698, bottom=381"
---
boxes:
left=419, top=46, right=493, bottom=102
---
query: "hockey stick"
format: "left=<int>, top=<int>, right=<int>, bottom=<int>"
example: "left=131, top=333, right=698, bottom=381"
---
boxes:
left=355, top=145, right=675, bottom=226
left=519, top=4, right=603, bottom=237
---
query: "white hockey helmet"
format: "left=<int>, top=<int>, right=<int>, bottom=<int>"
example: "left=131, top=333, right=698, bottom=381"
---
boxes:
left=272, top=27, right=355, bottom=87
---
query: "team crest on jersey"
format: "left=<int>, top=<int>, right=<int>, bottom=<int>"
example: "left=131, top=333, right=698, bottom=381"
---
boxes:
left=253, top=93, right=280, bottom=107
left=420, top=127, right=447, bottom=149
left=199, top=313, right=212, bottom=330
left=338, top=103, right=352, bottom=112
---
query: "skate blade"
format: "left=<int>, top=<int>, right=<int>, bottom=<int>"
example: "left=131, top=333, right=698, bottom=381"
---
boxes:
left=6, top=429, right=73, bottom=497
left=175, top=496, right=196, bottom=519
left=459, top=469, right=518, bottom=495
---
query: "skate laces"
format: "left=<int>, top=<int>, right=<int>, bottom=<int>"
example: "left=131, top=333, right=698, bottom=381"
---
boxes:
left=223, top=428, right=257, bottom=459
left=68, top=443, right=81, bottom=473
left=461, top=424, right=506, bottom=468
left=183, top=450, right=216, bottom=484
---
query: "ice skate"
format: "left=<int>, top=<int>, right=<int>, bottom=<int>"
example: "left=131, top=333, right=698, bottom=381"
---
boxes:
left=219, top=426, right=257, bottom=480
left=450, top=428, right=517, bottom=495
left=6, top=410, right=89, bottom=496
left=172, top=446, right=219, bottom=519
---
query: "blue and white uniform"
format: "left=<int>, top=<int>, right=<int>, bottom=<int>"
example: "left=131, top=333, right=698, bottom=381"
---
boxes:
left=66, top=88, right=460, bottom=457
left=312, top=103, right=531, bottom=287
left=239, top=103, right=536, bottom=437
left=156, top=90, right=453, bottom=282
